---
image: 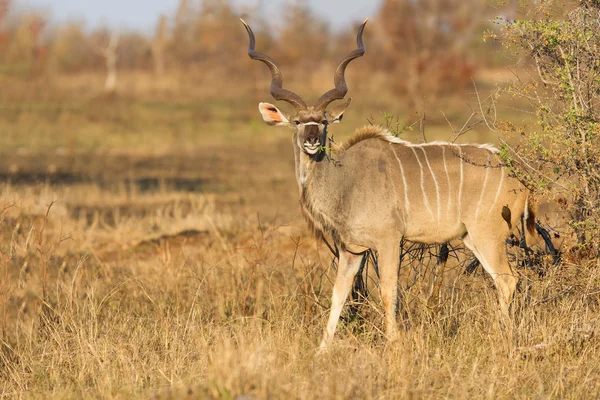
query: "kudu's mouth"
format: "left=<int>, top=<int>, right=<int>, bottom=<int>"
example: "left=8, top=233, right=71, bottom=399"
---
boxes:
left=304, top=143, right=320, bottom=155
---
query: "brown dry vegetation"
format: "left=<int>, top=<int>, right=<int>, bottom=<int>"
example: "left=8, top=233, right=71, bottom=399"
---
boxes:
left=1, top=139, right=600, bottom=399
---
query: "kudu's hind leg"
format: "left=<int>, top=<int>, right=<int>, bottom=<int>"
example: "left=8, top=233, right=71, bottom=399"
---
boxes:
left=463, top=233, right=518, bottom=317
left=319, top=250, right=363, bottom=350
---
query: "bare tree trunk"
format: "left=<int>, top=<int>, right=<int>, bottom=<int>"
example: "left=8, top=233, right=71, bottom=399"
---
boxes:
left=94, top=31, right=119, bottom=93
left=105, top=50, right=117, bottom=92
left=152, top=14, right=168, bottom=77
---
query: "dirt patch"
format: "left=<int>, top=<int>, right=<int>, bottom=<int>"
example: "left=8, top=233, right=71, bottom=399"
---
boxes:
left=0, top=139, right=293, bottom=189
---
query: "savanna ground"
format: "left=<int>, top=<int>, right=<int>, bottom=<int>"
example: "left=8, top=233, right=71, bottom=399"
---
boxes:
left=1, top=70, right=599, bottom=399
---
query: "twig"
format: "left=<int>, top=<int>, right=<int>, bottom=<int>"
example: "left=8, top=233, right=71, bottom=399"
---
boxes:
left=498, top=138, right=568, bottom=192
left=440, top=110, right=455, bottom=136
left=419, top=111, right=427, bottom=143
left=472, top=78, right=496, bottom=133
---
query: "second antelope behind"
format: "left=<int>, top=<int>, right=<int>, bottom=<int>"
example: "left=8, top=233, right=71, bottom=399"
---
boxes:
left=241, top=19, right=535, bottom=350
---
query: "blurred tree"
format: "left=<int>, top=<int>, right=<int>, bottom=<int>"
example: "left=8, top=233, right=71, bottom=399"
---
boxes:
left=152, top=14, right=168, bottom=76
left=276, top=0, right=329, bottom=69
left=28, top=15, right=47, bottom=75
left=48, top=22, right=92, bottom=73
left=169, top=0, right=194, bottom=65
left=195, top=0, right=241, bottom=66
left=0, top=0, right=12, bottom=64
left=119, top=32, right=151, bottom=71
left=377, top=0, right=489, bottom=108
left=0, top=0, right=8, bottom=26
left=0, top=0, right=524, bottom=101
left=4, top=13, right=41, bottom=75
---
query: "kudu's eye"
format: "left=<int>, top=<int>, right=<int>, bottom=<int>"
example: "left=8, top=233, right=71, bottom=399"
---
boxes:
left=295, top=121, right=301, bottom=125
left=321, top=120, right=328, bottom=125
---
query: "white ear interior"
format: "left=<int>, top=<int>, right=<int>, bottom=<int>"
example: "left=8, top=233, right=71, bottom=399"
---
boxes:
left=328, top=97, right=352, bottom=124
left=258, top=102, right=289, bottom=126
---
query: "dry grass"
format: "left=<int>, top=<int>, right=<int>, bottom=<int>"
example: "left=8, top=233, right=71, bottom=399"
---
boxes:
left=1, top=159, right=599, bottom=399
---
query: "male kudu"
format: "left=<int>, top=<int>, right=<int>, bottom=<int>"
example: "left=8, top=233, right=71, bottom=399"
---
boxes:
left=241, top=19, right=535, bottom=349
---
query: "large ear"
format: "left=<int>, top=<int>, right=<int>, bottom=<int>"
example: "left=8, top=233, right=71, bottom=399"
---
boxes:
left=258, top=102, right=290, bottom=126
left=327, top=97, right=352, bottom=124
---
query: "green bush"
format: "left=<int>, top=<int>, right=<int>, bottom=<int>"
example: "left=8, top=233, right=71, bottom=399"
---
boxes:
left=497, top=0, right=600, bottom=255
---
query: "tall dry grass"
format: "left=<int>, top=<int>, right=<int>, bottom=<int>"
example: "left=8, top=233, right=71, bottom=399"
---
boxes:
left=0, top=175, right=599, bottom=399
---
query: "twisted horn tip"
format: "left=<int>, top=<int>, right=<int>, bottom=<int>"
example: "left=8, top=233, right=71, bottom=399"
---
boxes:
left=240, top=18, right=256, bottom=53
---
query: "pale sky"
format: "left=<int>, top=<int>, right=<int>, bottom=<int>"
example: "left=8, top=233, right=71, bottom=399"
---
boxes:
left=18, top=0, right=381, bottom=32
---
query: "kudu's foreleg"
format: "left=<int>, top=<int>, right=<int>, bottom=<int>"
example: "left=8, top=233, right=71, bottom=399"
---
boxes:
left=319, top=250, right=363, bottom=350
left=378, top=242, right=401, bottom=342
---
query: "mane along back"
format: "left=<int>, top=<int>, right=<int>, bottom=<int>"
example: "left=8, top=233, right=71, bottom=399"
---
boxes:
left=339, top=126, right=500, bottom=155
left=339, top=125, right=406, bottom=151
left=336, top=126, right=502, bottom=171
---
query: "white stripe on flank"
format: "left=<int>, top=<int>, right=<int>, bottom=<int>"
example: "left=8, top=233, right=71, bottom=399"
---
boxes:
left=457, top=146, right=463, bottom=222
left=475, top=154, right=491, bottom=219
left=390, top=144, right=410, bottom=213
left=442, top=146, right=451, bottom=215
left=489, top=168, right=505, bottom=215
left=421, top=147, right=441, bottom=222
left=410, top=147, right=434, bottom=220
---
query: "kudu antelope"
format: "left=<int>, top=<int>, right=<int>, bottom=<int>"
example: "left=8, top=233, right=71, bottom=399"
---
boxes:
left=241, top=19, right=535, bottom=349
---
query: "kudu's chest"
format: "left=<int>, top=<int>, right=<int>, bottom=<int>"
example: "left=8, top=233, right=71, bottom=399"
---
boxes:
left=298, top=160, right=386, bottom=249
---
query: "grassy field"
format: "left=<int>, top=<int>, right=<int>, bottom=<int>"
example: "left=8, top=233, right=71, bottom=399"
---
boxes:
left=1, top=71, right=598, bottom=399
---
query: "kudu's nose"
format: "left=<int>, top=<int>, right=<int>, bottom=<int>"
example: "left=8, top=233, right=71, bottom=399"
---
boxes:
left=306, top=136, right=319, bottom=145
left=303, top=133, right=322, bottom=155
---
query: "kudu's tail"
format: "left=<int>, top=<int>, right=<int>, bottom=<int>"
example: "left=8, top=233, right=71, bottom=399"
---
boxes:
left=525, top=193, right=537, bottom=236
